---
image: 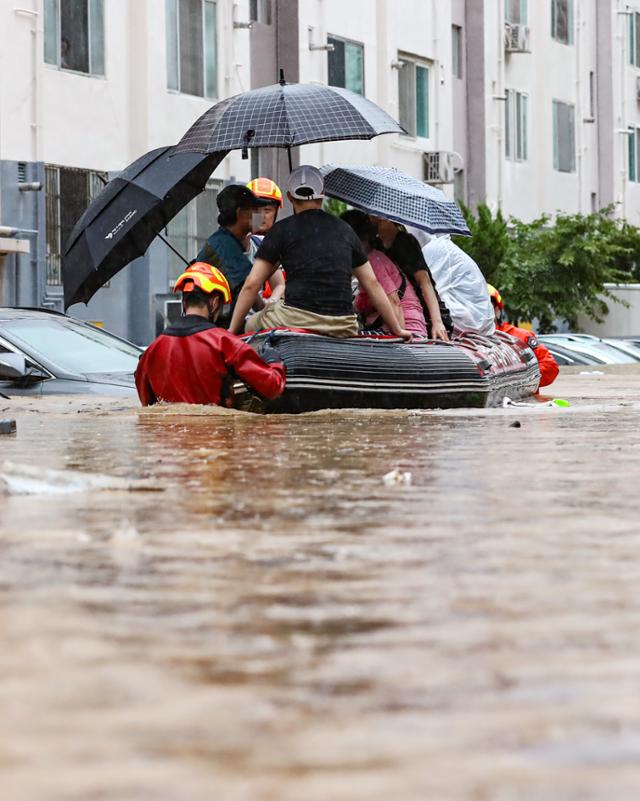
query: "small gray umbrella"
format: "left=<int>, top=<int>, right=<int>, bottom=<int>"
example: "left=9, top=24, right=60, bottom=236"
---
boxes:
left=320, top=164, right=470, bottom=236
left=175, top=75, right=405, bottom=164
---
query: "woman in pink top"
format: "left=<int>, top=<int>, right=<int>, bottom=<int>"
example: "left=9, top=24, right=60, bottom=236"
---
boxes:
left=341, top=210, right=428, bottom=337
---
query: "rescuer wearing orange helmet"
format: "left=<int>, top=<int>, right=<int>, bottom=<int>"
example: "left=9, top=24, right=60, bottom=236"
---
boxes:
left=246, top=177, right=286, bottom=302
left=135, top=262, right=286, bottom=407
left=488, top=284, right=559, bottom=388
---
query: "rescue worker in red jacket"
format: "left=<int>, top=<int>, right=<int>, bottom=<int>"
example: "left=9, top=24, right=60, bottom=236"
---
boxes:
left=488, top=284, right=559, bottom=389
left=135, top=263, right=286, bottom=406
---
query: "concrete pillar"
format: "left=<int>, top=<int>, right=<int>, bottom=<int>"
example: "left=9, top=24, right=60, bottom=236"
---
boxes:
left=465, top=0, right=487, bottom=210
left=596, top=2, right=615, bottom=210
left=249, top=0, right=300, bottom=198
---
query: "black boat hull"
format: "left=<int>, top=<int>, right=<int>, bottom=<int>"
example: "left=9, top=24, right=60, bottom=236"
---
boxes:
left=234, top=331, right=541, bottom=414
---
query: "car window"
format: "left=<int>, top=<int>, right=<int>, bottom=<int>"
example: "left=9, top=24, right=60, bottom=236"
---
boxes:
left=4, top=319, right=141, bottom=375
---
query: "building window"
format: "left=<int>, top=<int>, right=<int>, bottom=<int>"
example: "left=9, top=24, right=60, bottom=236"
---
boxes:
left=454, top=170, right=465, bottom=203
left=44, top=0, right=105, bottom=75
left=328, top=36, right=364, bottom=95
left=628, top=127, right=640, bottom=182
left=505, top=90, right=528, bottom=161
left=628, top=12, right=640, bottom=67
left=166, top=182, right=222, bottom=280
left=551, top=0, right=574, bottom=45
left=452, top=26, right=463, bottom=79
left=398, top=57, right=430, bottom=139
left=166, top=0, right=218, bottom=99
left=505, top=0, right=527, bottom=25
left=552, top=100, right=576, bottom=172
left=45, top=166, right=106, bottom=286
left=249, top=0, right=271, bottom=24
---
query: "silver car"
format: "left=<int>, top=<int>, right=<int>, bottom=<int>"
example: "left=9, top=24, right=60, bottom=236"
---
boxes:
left=0, top=308, right=142, bottom=397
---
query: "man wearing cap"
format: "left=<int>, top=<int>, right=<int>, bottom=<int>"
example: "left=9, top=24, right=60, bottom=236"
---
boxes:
left=196, top=184, right=271, bottom=322
left=229, top=166, right=411, bottom=340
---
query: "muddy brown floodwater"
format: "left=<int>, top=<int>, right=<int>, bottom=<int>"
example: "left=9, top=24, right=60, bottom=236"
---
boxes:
left=1, top=366, right=640, bottom=801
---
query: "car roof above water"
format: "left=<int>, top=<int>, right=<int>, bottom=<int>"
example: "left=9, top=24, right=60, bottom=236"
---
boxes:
left=0, top=307, right=70, bottom=323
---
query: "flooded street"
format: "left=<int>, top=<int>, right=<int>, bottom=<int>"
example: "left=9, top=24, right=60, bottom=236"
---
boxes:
left=2, top=367, right=640, bottom=801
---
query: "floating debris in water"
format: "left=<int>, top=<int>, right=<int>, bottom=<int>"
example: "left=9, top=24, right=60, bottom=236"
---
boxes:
left=0, top=419, right=16, bottom=435
left=509, top=420, right=522, bottom=428
left=0, top=461, right=163, bottom=496
left=382, top=468, right=412, bottom=486
left=503, top=396, right=570, bottom=410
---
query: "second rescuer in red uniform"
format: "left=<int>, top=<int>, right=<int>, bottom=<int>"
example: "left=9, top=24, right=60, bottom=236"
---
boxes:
left=136, top=262, right=286, bottom=407
left=488, top=284, right=559, bottom=389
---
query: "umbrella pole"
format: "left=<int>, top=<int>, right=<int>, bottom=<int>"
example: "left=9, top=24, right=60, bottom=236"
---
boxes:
left=158, top=232, right=190, bottom=265
left=287, top=147, right=293, bottom=173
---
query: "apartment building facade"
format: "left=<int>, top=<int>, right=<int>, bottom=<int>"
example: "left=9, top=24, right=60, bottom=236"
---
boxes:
left=0, top=0, right=639, bottom=344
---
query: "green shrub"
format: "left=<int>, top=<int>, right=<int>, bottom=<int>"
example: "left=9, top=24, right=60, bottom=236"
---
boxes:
left=454, top=204, right=637, bottom=332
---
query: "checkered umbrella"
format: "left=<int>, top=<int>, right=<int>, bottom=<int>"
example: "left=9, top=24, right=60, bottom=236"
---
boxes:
left=320, top=165, right=471, bottom=236
left=175, top=78, right=405, bottom=157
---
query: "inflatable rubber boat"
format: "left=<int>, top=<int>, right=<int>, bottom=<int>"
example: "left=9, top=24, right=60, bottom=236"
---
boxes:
left=234, top=330, right=541, bottom=414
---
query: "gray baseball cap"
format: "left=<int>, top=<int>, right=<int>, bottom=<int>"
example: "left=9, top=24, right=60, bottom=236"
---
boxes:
left=287, top=165, right=324, bottom=200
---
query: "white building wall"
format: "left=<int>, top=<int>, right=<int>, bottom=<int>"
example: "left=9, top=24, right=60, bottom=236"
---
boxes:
left=1, top=0, right=253, bottom=181
left=481, top=0, right=599, bottom=221
left=296, top=0, right=456, bottom=193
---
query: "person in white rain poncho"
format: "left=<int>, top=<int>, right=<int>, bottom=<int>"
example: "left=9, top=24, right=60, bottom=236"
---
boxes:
left=420, top=235, right=495, bottom=337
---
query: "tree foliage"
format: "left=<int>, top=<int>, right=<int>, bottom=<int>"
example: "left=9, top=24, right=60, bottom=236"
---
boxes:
left=322, top=197, right=349, bottom=218
left=453, top=203, right=639, bottom=332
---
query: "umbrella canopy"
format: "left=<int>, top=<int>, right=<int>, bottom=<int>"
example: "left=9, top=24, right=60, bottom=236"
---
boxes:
left=175, top=80, right=405, bottom=155
left=320, top=165, right=471, bottom=236
left=62, top=146, right=228, bottom=309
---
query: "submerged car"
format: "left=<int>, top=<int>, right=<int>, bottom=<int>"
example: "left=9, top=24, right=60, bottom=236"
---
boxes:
left=539, top=334, right=640, bottom=365
left=538, top=340, right=605, bottom=367
left=0, top=308, right=142, bottom=397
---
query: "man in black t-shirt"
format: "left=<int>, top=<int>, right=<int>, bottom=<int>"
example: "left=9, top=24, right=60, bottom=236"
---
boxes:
left=229, top=166, right=411, bottom=340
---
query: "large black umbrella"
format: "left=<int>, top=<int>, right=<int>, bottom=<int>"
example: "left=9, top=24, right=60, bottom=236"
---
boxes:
left=175, top=75, right=405, bottom=165
left=320, top=164, right=471, bottom=236
left=62, top=146, right=228, bottom=309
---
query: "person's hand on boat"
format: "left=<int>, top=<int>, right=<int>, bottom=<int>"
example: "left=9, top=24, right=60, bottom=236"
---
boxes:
left=431, top=319, right=449, bottom=342
left=398, top=328, right=413, bottom=342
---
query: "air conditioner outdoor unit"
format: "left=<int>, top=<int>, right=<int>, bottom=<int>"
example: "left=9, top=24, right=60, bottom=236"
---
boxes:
left=504, top=23, right=530, bottom=53
left=423, top=151, right=455, bottom=184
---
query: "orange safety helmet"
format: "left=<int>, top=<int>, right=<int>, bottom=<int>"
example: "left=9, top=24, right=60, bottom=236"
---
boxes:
left=246, top=177, right=283, bottom=207
left=487, top=283, right=504, bottom=311
left=174, top=262, right=231, bottom=303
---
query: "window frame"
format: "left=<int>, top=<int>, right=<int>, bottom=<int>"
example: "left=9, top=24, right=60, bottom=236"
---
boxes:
left=327, top=34, right=365, bottom=96
left=552, top=99, right=576, bottom=173
left=166, top=0, right=218, bottom=100
left=45, top=165, right=107, bottom=287
left=628, top=127, right=640, bottom=183
left=629, top=11, right=640, bottom=68
left=505, top=89, right=528, bottom=162
left=249, top=0, right=272, bottom=25
left=551, top=0, right=574, bottom=46
left=505, top=0, right=528, bottom=25
left=451, top=25, right=463, bottom=80
left=165, top=179, right=223, bottom=283
left=398, top=55, right=432, bottom=140
left=43, top=0, right=105, bottom=77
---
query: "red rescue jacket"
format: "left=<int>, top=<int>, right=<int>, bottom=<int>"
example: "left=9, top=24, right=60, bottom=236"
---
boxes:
left=497, top=322, right=559, bottom=388
left=135, top=315, right=286, bottom=406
